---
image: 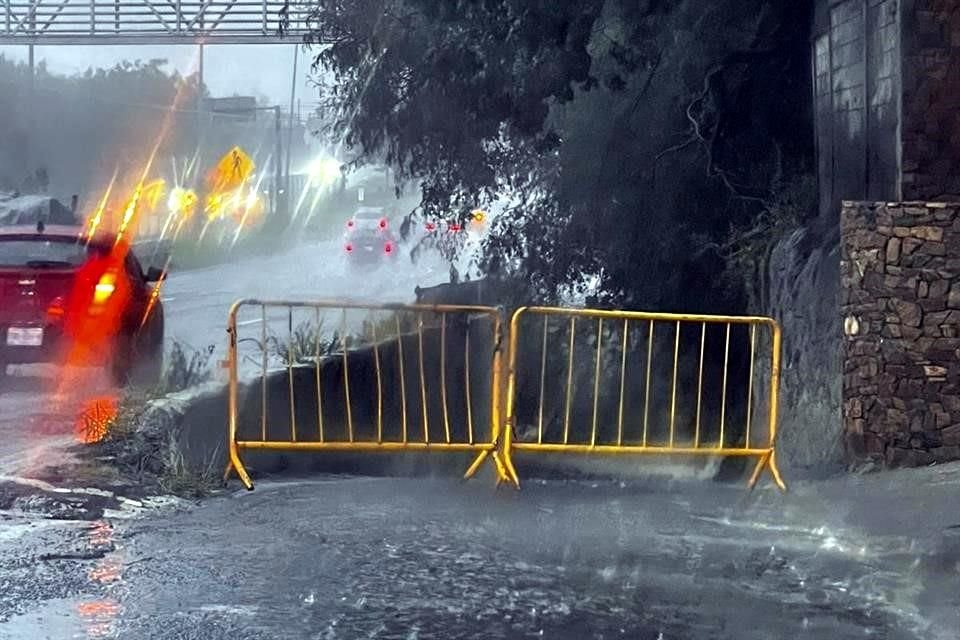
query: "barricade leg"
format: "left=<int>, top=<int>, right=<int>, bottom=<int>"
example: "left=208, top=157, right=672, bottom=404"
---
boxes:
left=747, top=450, right=787, bottom=493
left=767, top=449, right=787, bottom=492
left=463, top=449, right=490, bottom=480
left=225, top=441, right=254, bottom=490
left=498, top=428, right=520, bottom=489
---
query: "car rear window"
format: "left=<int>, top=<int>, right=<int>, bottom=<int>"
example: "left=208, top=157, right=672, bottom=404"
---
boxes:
left=352, top=228, right=382, bottom=240
left=0, top=237, right=94, bottom=268
left=353, top=209, right=390, bottom=229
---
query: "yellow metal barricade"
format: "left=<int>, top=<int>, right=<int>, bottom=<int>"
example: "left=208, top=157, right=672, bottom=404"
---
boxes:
left=224, top=299, right=511, bottom=490
left=499, top=307, right=786, bottom=491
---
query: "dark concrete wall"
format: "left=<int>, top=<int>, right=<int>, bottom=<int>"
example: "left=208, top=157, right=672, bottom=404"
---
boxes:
left=900, top=0, right=960, bottom=200
left=813, top=0, right=902, bottom=217
left=841, top=200, right=960, bottom=466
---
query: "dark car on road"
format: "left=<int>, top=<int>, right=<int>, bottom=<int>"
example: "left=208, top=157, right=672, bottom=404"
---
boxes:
left=343, top=206, right=399, bottom=266
left=0, top=224, right=164, bottom=387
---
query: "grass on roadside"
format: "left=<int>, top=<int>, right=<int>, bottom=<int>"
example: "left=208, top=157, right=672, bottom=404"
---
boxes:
left=81, top=340, right=222, bottom=498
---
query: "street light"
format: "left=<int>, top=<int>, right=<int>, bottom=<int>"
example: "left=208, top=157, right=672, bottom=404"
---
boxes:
left=307, top=156, right=342, bottom=187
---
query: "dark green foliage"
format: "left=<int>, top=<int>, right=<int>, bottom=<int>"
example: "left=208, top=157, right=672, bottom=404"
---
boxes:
left=306, top=0, right=816, bottom=312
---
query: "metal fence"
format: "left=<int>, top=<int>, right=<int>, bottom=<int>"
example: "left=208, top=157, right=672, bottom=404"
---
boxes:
left=224, top=301, right=787, bottom=492
left=223, top=299, right=511, bottom=490
left=500, top=307, right=786, bottom=491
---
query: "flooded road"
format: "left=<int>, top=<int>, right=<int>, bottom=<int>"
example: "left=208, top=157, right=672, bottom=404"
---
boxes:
left=3, top=465, right=957, bottom=639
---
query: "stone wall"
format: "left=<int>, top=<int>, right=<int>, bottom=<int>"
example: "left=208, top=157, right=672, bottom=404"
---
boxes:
left=841, top=200, right=960, bottom=466
left=900, top=0, right=960, bottom=200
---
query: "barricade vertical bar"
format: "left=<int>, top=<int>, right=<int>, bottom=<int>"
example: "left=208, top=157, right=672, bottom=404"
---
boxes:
left=537, top=315, right=548, bottom=444
left=287, top=307, right=297, bottom=442
left=260, top=304, right=267, bottom=441
left=642, top=319, right=654, bottom=447
left=562, top=316, right=576, bottom=445
left=464, top=325, right=474, bottom=445
left=694, top=321, right=705, bottom=448
left=341, top=309, right=353, bottom=443
left=314, top=306, right=325, bottom=442
left=396, top=314, right=408, bottom=443
left=494, top=309, right=518, bottom=487
left=371, top=312, right=383, bottom=443
left=616, top=318, right=628, bottom=446
left=719, top=322, right=730, bottom=448
left=440, top=314, right=451, bottom=443
left=746, top=323, right=756, bottom=448
left=417, top=312, right=429, bottom=443
left=669, top=320, right=680, bottom=447
left=590, top=318, right=603, bottom=447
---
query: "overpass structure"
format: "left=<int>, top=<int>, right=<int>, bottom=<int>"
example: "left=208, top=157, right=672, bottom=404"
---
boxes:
left=0, top=0, right=313, bottom=44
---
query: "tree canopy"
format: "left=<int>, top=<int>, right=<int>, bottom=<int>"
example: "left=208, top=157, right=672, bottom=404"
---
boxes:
left=306, top=0, right=815, bottom=312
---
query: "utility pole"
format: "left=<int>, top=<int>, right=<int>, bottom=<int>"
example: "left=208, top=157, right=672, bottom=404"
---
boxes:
left=26, top=43, right=34, bottom=175
left=274, top=105, right=283, bottom=225
left=284, top=45, right=299, bottom=222
left=197, top=43, right=204, bottom=124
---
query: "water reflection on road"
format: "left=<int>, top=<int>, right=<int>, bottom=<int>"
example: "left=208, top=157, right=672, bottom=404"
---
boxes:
left=75, top=519, right=123, bottom=639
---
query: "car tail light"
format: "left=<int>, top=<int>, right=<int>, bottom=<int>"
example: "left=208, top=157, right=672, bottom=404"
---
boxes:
left=379, top=218, right=388, bottom=230
left=345, top=243, right=353, bottom=253
left=384, top=241, right=393, bottom=254
left=93, top=271, right=117, bottom=305
left=346, top=219, right=354, bottom=230
left=448, top=222, right=462, bottom=232
left=46, top=296, right=66, bottom=321
left=425, top=222, right=436, bottom=232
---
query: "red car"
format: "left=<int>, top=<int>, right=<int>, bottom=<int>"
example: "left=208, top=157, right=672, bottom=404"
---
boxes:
left=0, top=223, right=164, bottom=387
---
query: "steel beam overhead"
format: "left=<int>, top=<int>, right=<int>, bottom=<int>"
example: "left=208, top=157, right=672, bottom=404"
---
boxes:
left=1, top=0, right=315, bottom=44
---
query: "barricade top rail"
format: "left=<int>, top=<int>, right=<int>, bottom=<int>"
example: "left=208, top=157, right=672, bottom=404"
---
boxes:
left=511, top=305, right=780, bottom=328
left=228, top=298, right=501, bottom=321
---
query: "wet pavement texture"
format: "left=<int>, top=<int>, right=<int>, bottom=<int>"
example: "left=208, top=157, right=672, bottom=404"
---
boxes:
left=3, top=464, right=957, bottom=640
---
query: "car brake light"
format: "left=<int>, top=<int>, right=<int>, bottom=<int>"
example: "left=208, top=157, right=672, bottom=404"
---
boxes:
left=46, top=296, right=66, bottom=321
left=346, top=220, right=354, bottom=229
left=425, top=222, right=436, bottom=232
left=448, top=222, right=461, bottom=232
left=345, top=243, right=353, bottom=253
left=379, top=218, right=388, bottom=230
left=384, top=242, right=393, bottom=254
left=93, top=271, right=117, bottom=305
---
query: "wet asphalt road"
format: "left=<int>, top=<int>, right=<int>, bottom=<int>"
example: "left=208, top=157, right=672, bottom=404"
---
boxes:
left=1, top=241, right=958, bottom=639
left=2, top=464, right=958, bottom=640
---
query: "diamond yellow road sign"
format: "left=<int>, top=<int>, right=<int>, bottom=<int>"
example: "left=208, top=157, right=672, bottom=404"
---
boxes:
left=209, top=146, right=255, bottom=192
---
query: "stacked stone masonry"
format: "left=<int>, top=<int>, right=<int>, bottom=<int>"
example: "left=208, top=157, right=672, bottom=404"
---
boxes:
left=841, top=201, right=960, bottom=466
left=901, top=0, right=960, bottom=200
